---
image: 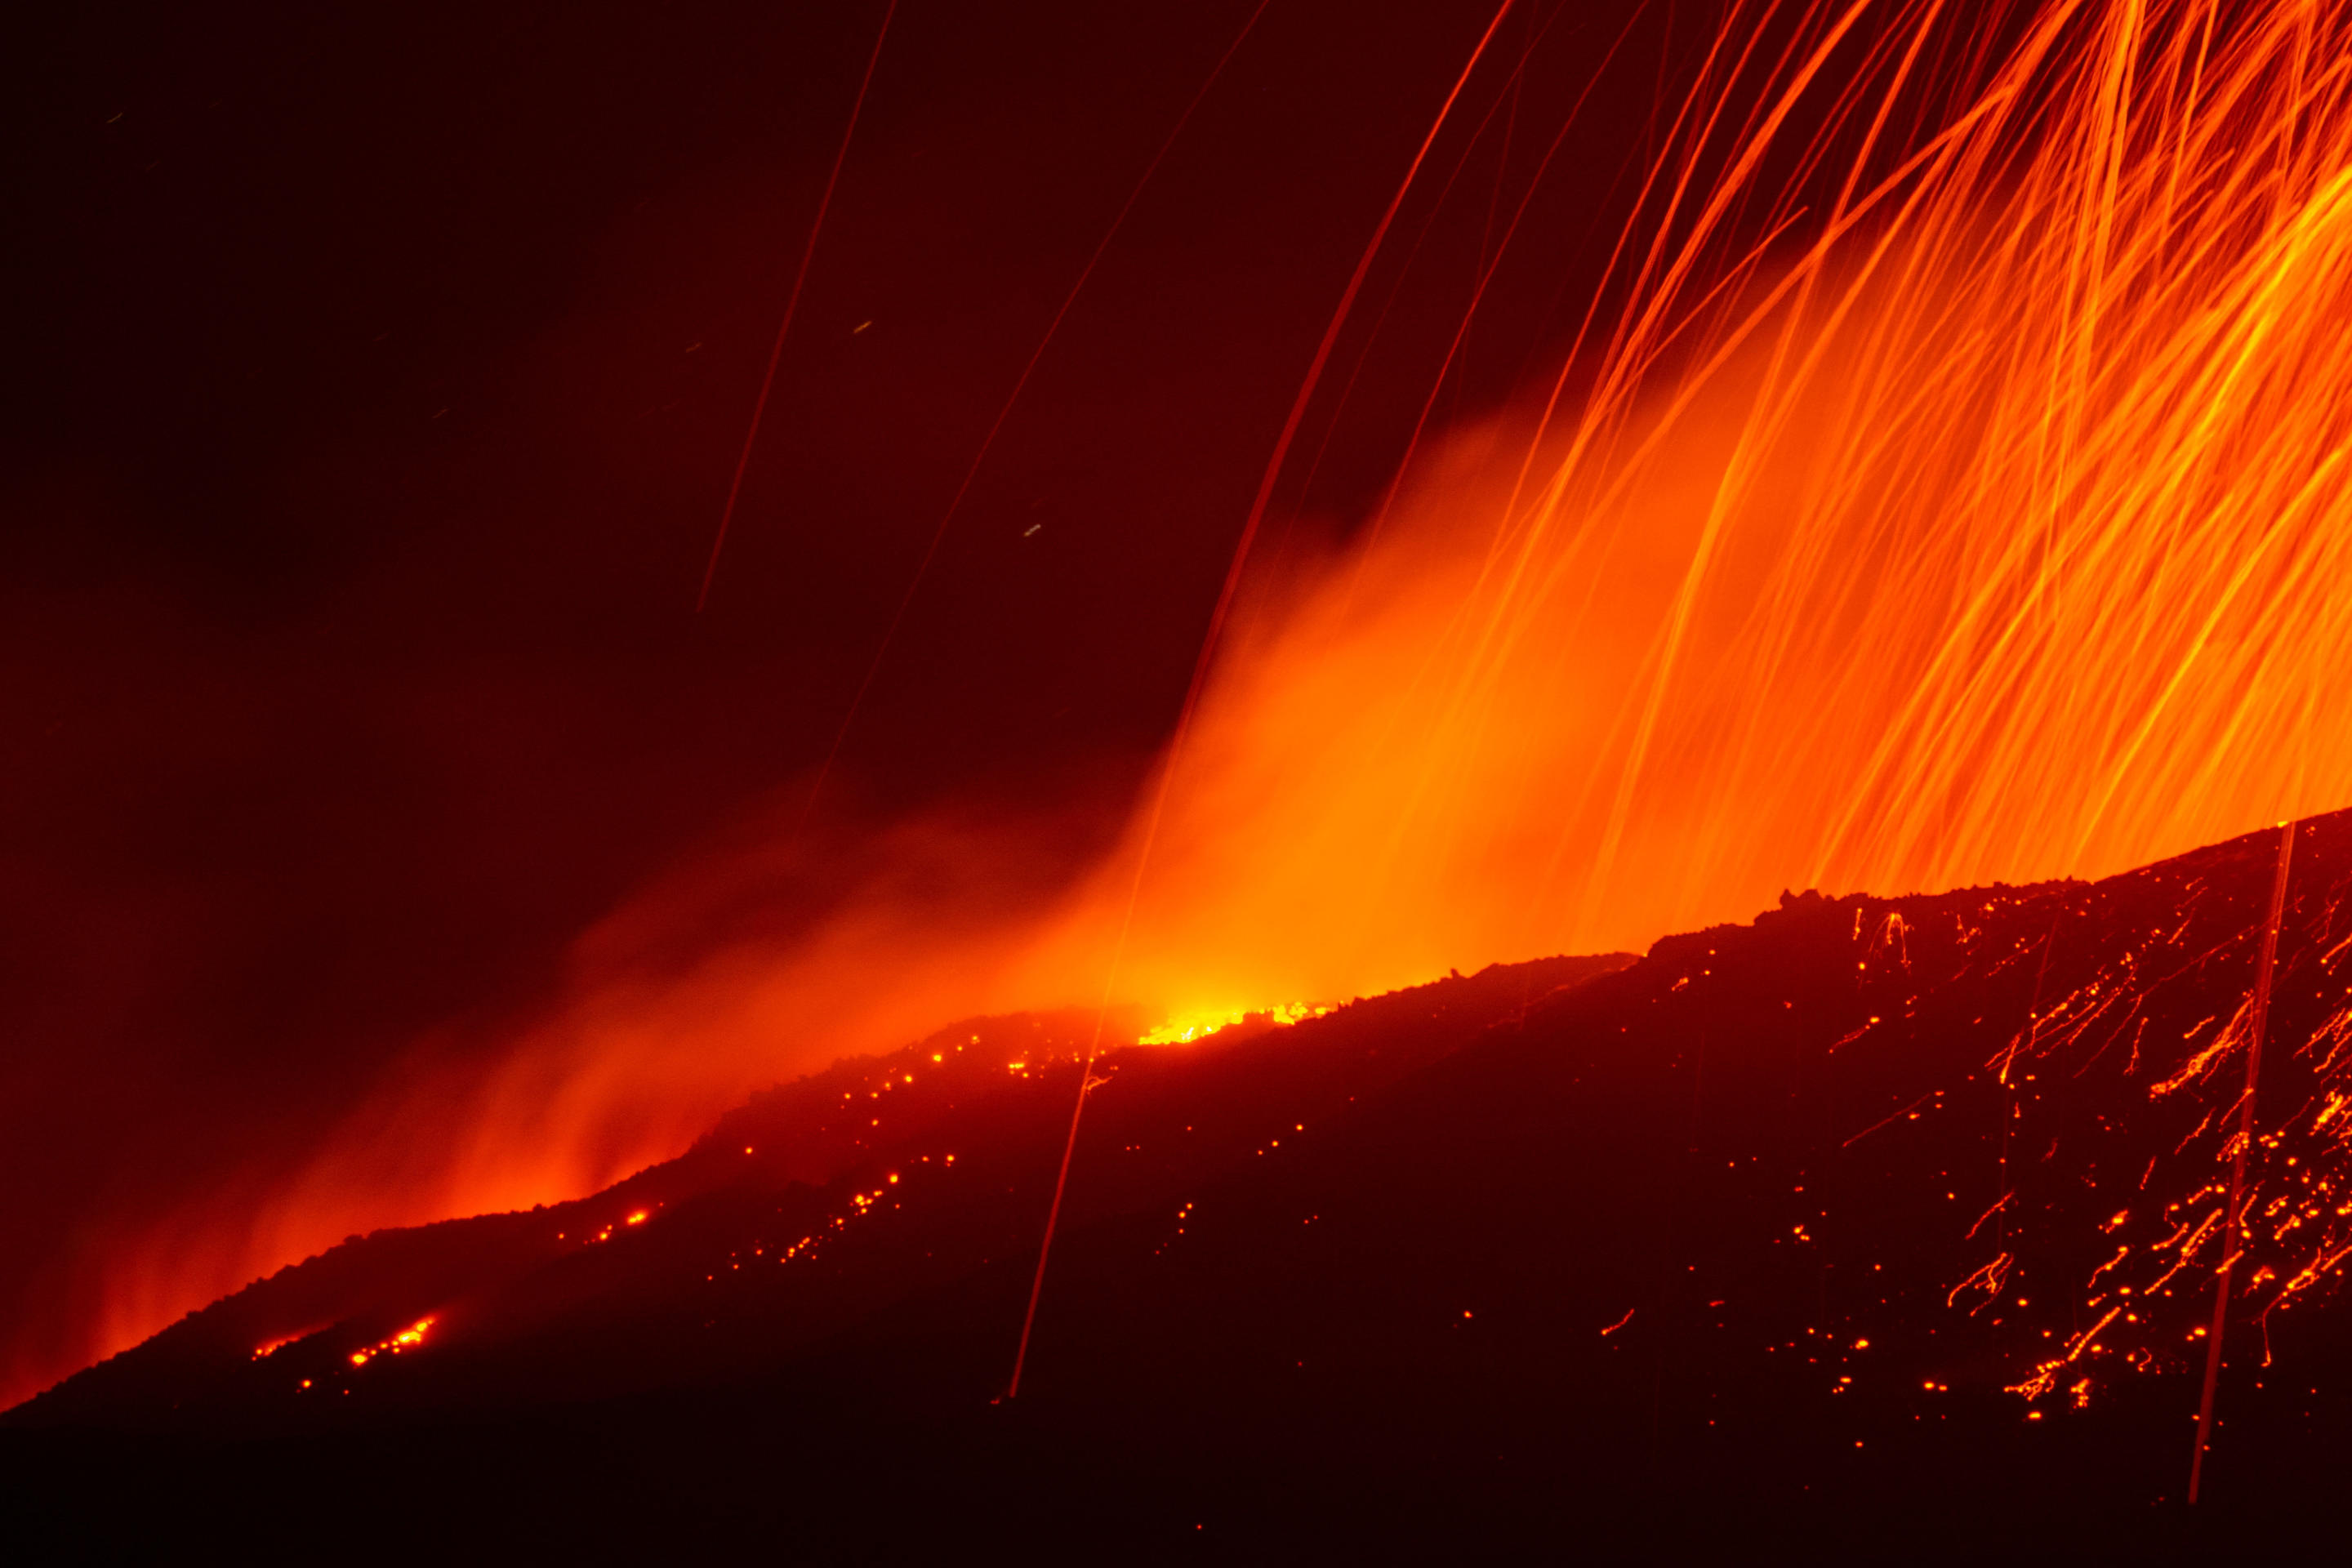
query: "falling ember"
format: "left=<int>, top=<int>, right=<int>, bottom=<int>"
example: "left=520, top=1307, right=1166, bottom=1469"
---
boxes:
left=1006, top=0, right=2352, bottom=1027
left=979, top=0, right=2352, bottom=1453
left=47, top=0, right=2352, bottom=1443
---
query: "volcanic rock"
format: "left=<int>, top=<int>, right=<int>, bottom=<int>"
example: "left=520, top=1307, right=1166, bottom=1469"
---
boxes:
left=14, top=815, right=2352, bottom=1558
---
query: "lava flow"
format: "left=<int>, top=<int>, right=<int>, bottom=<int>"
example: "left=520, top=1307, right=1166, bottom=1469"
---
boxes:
left=20, top=822, right=2352, bottom=1553
left=12, top=0, right=2352, bottom=1554
left=55, top=0, right=2352, bottom=1390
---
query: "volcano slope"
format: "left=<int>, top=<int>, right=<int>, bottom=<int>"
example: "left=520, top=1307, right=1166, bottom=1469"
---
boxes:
left=16, top=815, right=2352, bottom=1558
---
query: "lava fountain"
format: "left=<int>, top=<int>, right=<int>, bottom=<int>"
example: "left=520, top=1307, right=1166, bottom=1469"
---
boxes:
left=37, top=0, right=2352, bottom=1410
left=1042, top=0, right=2352, bottom=1023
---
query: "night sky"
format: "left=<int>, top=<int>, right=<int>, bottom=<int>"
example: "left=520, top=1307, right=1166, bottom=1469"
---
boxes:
left=2, top=0, right=1660, bottom=1399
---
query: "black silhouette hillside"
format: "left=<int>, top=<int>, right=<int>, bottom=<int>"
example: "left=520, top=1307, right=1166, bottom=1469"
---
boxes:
left=13, top=813, right=2352, bottom=1559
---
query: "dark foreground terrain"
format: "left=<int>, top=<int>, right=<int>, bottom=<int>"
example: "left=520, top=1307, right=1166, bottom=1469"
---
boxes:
left=15, top=813, right=2352, bottom=1561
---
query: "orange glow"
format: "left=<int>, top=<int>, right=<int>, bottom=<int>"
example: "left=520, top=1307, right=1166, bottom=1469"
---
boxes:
left=249, top=1328, right=323, bottom=1361
left=51, top=0, right=2352, bottom=1405
left=346, top=1316, right=435, bottom=1370
left=1137, top=1003, right=1330, bottom=1046
left=980, top=0, right=2352, bottom=1037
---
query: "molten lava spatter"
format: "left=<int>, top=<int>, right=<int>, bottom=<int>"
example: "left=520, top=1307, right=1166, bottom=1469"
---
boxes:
left=21, top=822, right=2352, bottom=1547
left=71, top=2, right=2352, bottom=1425
left=24, top=815, right=2352, bottom=1521
left=1018, top=0, right=2352, bottom=1037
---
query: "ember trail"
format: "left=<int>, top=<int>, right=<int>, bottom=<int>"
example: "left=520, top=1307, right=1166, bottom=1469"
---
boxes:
left=12, top=0, right=2352, bottom=1554
left=23, top=825, right=2352, bottom=1550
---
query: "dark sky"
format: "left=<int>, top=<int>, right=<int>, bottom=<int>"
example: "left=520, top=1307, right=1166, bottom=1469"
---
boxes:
left=2, top=0, right=1668, bottom=1398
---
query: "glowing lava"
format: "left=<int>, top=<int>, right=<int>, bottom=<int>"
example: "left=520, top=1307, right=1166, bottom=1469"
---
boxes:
left=1138, top=1003, right=1330, bottom=1046
left=1035, top=0, right=2352, bottom=1031
left=347, top=1317, right=434, bottom=1370
left=52, top=0, right=2352, bottom=1415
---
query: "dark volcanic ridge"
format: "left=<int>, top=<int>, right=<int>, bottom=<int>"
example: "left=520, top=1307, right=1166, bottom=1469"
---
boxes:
left=16, top=812, right=2352, bottom=1557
